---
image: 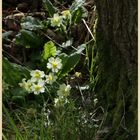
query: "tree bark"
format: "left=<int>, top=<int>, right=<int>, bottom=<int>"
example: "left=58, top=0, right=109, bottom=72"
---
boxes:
left=94, top=0, right=137, bottom=139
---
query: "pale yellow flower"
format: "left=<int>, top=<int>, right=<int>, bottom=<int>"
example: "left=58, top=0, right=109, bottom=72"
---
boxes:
left=31, top=79, right=45, bottom=95
left=19, top=78, right=26, bottom=88
left=50, top=14, right=63, bottom=27
left=75, top=72, right=82, bottom=77
left=54, top=97, right=69, bottom=107
left=19, top=78, right=33, bottom=93
left=57, top=84, right=71, bottom=97
left=94, top=98, right=98, bottom=106
left=45, top=73, right=57, bottom=85
left=47, top=57, right=62, bottom=73
left=30, top=70, right=45, bottom=82
left=61, top=10, right=71, bottom=19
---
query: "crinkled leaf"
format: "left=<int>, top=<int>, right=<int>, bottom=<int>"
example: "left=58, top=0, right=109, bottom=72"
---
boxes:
left=16, top=29, right=43, bottom=48
left=42, top=41, right=57, bottom=60
left=21, top=16, right=43, bottom=31
left=2, top=57, right=30, bottom=87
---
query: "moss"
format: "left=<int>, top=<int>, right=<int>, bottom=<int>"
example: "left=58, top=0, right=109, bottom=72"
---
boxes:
left=92, top=20, right=137, bottom=139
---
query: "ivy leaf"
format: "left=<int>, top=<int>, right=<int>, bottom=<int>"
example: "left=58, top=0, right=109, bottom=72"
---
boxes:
left=42, top=41, right=57, bottom=60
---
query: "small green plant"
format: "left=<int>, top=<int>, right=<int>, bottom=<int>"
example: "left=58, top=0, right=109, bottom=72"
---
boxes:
left=3, top=0, right=102, bottom=139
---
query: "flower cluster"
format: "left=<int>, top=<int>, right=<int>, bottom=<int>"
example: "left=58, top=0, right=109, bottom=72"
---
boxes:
left=19, top=55, right=71, bottom=107
left=19, top=57, right=62, bottom=95
left=50, top=10, right=71, bottom=28
left=57, top=84, right=71, bottom=97
left=19, top=70, right=46, bottom=95
left=54, top=84, right=71, bottom=107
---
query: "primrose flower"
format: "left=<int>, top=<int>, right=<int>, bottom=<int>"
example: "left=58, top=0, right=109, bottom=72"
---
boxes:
left=50, top=14, right=63, bottom=27
left=94, top=98, right=98, bottom=106
left=47, top=57, right=62, bottom=73
left=19, top=78, right=33, bottom=93
left=30, top=70, right=45, bottom=82
left=57, top=84, right=71, bottom=97
left=19, top=78, right=27, bottom=88
left=31, top=79, right=45, bottom=95
left=54, top=97, right=69, bottom=107
left=24, top=79, right=33, bottom=92
left=75, top=72, right=82, bottom=78
left=45, top=73, right=57, bottom=85
left=61, top=10, right=71, bottom=19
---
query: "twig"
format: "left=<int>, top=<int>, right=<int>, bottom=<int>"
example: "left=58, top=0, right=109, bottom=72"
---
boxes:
left=41, top=31, right=62, bottom=47
left=97, top=105, right=108, bottom=132
left=42, top=31, right=86, bottom=56
left=3, top=49, right=23, bottom=65
left=71, top=45, right=86, bottom=56
left=82, top=19, right=95, bottom=41
left=77, top=83, right=86, bottom=107
left=4, top=12, right=46, bottom=20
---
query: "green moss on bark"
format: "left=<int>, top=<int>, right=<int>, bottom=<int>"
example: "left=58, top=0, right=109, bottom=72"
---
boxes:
left=93, top=0, right=137, bottom=138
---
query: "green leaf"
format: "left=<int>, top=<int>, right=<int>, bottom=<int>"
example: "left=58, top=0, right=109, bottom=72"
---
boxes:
left=71, top=8, right=84, bottom=24
left=2, top=104, right=24, bottom=139
left=59, top=53, right=80, bottom=77
left=75, top=44, right=86, bottom=54
left=11, top=87, right=27, bottom=97
left=43, top=0, right=57, bottom=17
left=21, top=16, right=43, bottom=31
left=2, top=57, right=30, bottom=87
left=42, top=41, right=57, bottom=60
left=70, top=0, right=87, bottom=24
left=59, top=53, right=69, bottom=66
left=70, top=0, right=85, bottom=11
left=12, top=96, right=25, bottom=104
left=2, top=31, right=13, bottom=39
left=61, top=40, right=73, bottom=48
left=16, top=29, right=43, bottom=48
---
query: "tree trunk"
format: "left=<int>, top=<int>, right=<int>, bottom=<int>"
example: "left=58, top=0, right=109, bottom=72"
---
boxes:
left=94, top=0, right=137, bottom=139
